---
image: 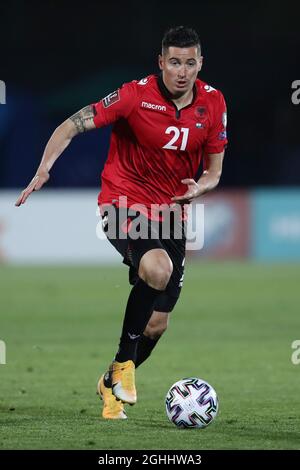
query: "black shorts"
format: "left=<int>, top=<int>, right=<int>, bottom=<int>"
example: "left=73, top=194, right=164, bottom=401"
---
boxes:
left=101, top=206, right=186, bottom=312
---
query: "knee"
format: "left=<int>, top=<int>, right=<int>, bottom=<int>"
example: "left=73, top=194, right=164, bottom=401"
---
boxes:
left=139, top=250, right=173, bottom=290
left=145, top=264, right=172, bottom=290
left=144, top=314, right=169, bottom=340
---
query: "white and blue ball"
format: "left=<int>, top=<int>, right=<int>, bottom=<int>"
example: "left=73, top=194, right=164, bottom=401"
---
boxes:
left=165, top=377, right=219, bottom=429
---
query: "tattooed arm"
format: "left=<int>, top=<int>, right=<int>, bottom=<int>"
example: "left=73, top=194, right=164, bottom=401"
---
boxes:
left=15, top=105, right=96, bottom=206
left=69, top=105, right=96, bottom=134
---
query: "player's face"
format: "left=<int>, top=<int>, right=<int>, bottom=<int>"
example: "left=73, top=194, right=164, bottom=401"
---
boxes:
left=159, top=46, right=203, bottom=97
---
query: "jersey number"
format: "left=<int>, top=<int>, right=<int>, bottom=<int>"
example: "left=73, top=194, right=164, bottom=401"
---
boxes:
left=163, top=127, right=189, bottom=151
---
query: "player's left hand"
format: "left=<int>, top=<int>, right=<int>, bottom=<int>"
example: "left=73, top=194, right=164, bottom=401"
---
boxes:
left=15, top=169, right=50, bottom=207
left=171, top=179, right=201, bottom=204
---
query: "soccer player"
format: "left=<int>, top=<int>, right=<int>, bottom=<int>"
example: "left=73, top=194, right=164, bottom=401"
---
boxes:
left=16, top=26, right=227, bottom=419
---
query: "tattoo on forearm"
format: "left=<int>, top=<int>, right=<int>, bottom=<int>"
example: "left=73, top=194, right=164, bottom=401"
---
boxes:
left=70, top=105, right=95, bottom=133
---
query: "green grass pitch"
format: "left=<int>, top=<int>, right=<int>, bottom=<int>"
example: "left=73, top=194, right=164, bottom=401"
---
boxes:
left=0, top=262, right=300, bottom=450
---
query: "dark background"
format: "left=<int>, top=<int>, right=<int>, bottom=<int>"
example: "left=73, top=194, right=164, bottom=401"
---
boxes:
left=0, top=0, right=299, bottom=189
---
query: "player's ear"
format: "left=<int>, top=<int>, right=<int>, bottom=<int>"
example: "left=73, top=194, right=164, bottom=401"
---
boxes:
left=197, top=56, right=203, bottom=72
left=158, top=54, right=163, bottom=71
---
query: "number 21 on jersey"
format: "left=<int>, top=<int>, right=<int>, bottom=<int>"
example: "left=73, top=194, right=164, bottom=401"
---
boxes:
left=163, top=127, right=189, bottom=151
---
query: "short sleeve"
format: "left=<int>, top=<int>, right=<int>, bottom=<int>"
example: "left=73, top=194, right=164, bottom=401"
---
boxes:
left=203, top=91, right=228, bottom=154
left=92, top=81, right=137, bottom=128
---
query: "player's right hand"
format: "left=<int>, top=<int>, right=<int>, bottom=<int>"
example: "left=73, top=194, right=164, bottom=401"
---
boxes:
left=15, top=169, right=50, bottom=207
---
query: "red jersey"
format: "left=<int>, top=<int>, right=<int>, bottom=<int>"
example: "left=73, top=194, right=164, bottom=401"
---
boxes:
left=92, top=74, right=227, bottom=215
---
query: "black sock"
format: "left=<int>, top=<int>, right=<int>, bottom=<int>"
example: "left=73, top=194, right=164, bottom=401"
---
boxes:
left=115, top=278, right=162, bottom=363
left=135, top=334, right=160, bottom=368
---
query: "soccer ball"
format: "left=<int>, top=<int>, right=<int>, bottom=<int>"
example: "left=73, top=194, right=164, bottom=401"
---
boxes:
left=165, top=377, right=219, bottom=429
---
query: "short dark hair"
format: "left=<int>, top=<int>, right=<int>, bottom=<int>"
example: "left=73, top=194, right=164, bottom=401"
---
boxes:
left=162, top=26, right=201, bottom=55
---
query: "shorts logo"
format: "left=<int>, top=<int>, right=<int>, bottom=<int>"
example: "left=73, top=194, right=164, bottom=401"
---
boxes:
left=102, top=90, right=120, bottom=108
left=141, top=101, right=166, bottom=112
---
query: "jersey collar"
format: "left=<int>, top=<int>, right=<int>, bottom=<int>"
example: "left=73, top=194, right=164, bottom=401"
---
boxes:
left=157, top=74, right=198, bottom=108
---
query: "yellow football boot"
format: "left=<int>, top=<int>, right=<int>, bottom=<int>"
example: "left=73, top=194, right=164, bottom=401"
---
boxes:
left=110, top=360, right=137, bottom=405
left=97, top=374, right=127, bottom=420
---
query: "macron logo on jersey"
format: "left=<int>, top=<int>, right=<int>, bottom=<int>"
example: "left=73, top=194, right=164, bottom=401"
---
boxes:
left=141, top=101, right=167, bottom=112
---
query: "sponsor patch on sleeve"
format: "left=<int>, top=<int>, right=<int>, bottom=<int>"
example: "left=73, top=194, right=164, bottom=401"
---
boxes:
left=102, top=90, right=120, bottom=108
left=218, top=130, right=227, bottom=140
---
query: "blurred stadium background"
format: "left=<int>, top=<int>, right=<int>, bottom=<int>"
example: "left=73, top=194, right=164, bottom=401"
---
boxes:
left=1, top=0, right=299, bottom=263
left=1, top=0, right=300, bottom=450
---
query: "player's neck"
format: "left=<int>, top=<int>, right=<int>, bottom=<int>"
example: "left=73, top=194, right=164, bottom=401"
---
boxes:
left=171, top=89, right=194, bottom=110
left=158, top=75, right=195, bottom=110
